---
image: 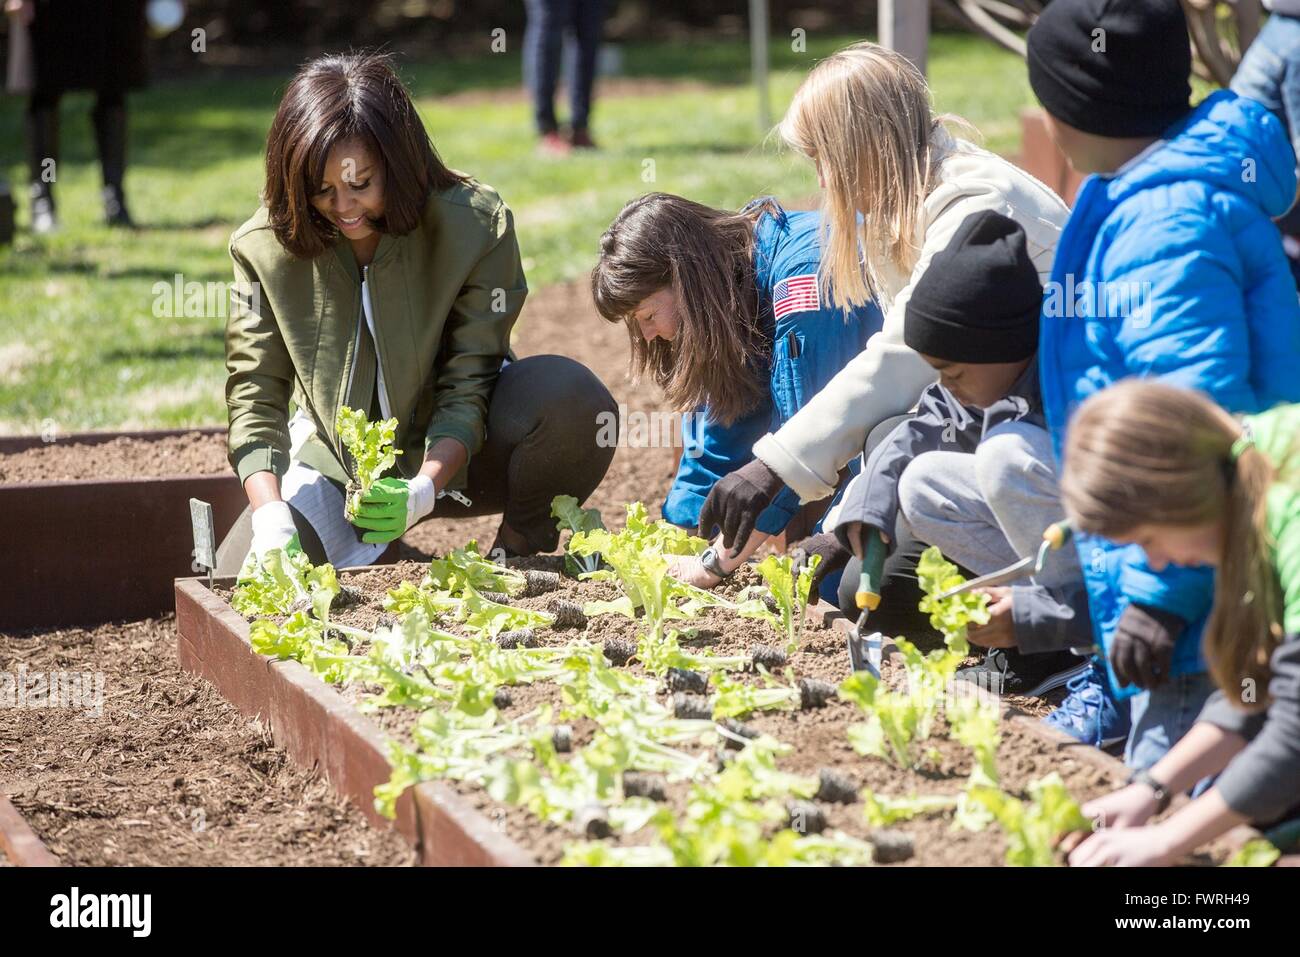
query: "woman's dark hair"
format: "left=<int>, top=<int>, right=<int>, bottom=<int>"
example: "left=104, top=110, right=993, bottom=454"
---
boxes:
left=263, top=51, right=466, bottom=258
left=592, top=193, right=776, bottom=425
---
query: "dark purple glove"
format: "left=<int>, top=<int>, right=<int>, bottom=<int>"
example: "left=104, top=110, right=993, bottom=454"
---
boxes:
left=697, top=458, right=784, bottom=557
left=1111, top=603, right=1185, bottom=690
left=790, top=531, right=851, bottom=592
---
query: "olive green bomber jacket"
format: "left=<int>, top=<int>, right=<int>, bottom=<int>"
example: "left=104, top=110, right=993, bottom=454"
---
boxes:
left=224, top=179, right=528, bottom=489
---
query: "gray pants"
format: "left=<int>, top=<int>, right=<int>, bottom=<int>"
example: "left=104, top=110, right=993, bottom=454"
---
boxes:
left=897, top=420, right=1079, bottom=591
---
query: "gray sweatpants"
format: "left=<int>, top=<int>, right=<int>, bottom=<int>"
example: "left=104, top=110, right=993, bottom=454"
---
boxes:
left=897, top=420, right=1077, bottom=589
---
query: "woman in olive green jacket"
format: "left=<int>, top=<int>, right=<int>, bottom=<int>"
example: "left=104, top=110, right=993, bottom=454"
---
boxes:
left=215, top=52, right=616, bottom=573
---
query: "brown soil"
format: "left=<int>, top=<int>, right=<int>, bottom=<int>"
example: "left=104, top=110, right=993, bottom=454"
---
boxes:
left=0, top=431, right=229, bottom=484
left=220, top=558, right=1233, bottom=867
left=0, top=617, right=414, bottom=867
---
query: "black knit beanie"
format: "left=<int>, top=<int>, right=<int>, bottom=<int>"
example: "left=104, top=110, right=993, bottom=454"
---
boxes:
left=1027, top=0, right=1191, bottom=138
left=904, top=211, right=1041, bottom=364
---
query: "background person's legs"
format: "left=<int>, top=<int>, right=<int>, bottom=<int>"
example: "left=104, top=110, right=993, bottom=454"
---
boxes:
left=25, top=87, right=60, bottom=233
left=523, top=0, right=571, bottom=135
left=91, top=88, right=133, bottom=227
left=566, top=0, right=606, bottom=138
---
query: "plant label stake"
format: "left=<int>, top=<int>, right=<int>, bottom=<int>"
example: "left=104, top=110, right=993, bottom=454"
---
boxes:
left=190, top=497, right=216, bottom=589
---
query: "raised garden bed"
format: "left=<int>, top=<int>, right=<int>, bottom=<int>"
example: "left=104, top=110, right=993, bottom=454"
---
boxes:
left=1, top=615, right=414, bottom=866
left=177, top=528, right=1261, bottom=867
left=0, top=428, right=245, bottom=629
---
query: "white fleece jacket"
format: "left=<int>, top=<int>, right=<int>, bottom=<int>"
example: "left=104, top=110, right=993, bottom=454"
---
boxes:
left=752, top=132, right=1071, bottom=502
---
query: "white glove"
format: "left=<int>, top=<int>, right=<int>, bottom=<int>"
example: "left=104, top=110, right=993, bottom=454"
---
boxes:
left=406, top=473, right=436, bottom=527
left=249, top=501, right=299, bottom=562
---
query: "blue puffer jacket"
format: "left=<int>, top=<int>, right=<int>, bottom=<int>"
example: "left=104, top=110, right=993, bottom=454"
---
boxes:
left=664, top=200, right=882, bottom=538
left=1039, top=91, right=1300, bottom=697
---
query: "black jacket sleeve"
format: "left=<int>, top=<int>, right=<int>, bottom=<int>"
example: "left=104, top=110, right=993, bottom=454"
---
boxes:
left=1199, top=633, right=1300, bottom=825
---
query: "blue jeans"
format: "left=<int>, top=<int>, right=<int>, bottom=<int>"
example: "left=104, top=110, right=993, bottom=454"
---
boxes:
left=523, top=0, right=607, bottom=133
left=1232, top=12, right=1300, bottom=237
left=1125, top=671, right=1216, bottom=779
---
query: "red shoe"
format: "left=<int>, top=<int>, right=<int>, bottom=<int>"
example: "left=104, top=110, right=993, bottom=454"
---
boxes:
left=538, top=131, right=572, bottom=157
left=569, top=127, right=598, bottom=150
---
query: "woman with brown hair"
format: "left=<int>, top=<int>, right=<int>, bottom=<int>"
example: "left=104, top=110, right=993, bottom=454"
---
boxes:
left=214, top=52, right=616, bottom=574
left=591, top=192, right=881, bottom=597
left=1058, top=381, right=1300, bottom=865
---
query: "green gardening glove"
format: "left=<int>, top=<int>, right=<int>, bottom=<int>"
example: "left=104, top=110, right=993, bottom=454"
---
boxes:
left=350, top=474, right=436, bottom=544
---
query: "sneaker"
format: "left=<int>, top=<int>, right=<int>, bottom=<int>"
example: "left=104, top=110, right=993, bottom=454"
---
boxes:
left=569, top=127, right=598, bottom=150
left=1042, top=658, right=1130, bottom=748
left=955, top=647, right=1089, bottom=698
left=31, top=193, right=58, bottom=235
left=103, top=185, right=135, bottom=229
left=537, top=131, right=572, bottom=157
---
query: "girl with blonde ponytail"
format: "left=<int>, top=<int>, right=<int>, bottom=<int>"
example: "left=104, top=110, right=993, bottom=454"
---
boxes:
left=1059, top=381, right=1300, bottom=866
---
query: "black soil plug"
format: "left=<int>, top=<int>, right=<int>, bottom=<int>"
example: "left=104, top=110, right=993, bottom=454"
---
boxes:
left=552, top=725, right=573, bottom=753
left=496, top=627, right=537, bottom=649
left=750, top=645, right=788, bottom=672
left=602, top=637, right=637, bottom=666
left=814, top=768, right=857, bottom=805
left=787, top=800, right=828, bottom=836
left=869, top=829, right=915, bottom=864
left=798, top=677, right=837, bottom=710
left=622, top=771, right=667, bottom=802
left=718, top=718, right=759, bottom=750
left=480, top=590, right=512, bottom=606
left=492, top=686, right=513, bottom=710
left=763, top=593, right=780, bottom=615
left=549, top=598, right=588, bottom=629
left=672, top=692, right=714, bottom=721
left=665, top=667, right=708, bottom=694
left=336, top=584, right=364, bottom=608
left=523, top=569, right=562, bottom=597
left=574, top=803, right=611, bottom=840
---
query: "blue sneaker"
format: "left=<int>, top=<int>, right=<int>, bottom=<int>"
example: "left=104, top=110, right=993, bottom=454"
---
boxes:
left=1042, top=659, right=1130, bottom=748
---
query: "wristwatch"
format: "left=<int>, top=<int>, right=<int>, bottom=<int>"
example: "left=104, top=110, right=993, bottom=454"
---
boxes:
left=699, top=546, right=733, bottom=581
left=1128, top=768, right=1172, bottom=814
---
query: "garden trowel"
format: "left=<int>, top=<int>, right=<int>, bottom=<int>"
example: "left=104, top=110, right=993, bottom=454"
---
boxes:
left=935, top=521, right=1073, bottom=600
left=847, top=527, right=888, bottom=678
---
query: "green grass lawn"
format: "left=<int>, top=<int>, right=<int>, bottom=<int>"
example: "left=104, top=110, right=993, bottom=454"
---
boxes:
left=0, top=32, right=1036, bottom=434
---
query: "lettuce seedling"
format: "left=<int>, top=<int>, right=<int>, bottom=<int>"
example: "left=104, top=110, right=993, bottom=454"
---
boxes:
left=861, top=791, right=958, bottom=827
left=552, top=495, right=606, bottom=574
left=737, top=553, right=822, bottom=653
left=916, top=546, right=991, bottom=656
left=336, top=405, right=400, bottom=521
left=969, top=773, right=1092, bottom=867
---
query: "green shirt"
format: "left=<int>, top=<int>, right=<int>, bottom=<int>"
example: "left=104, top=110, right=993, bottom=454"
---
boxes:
left=1249, top=403, right=1300, bottom=634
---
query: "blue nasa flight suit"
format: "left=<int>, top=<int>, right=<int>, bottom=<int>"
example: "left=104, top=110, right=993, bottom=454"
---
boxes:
left=663, top=199, right=883, bottom=598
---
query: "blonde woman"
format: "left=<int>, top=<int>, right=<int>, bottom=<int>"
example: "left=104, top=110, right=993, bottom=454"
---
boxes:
left=1058, top=382, right=1300, bottom=865
left=696, top=42, right=1071, bottom=687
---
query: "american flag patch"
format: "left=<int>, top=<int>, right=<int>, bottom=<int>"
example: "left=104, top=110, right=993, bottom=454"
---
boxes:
left=772, top=273, right=820, bottom=319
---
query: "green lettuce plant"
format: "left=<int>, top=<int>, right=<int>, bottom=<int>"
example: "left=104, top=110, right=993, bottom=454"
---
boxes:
left=336, top=405, right=400, bottom=521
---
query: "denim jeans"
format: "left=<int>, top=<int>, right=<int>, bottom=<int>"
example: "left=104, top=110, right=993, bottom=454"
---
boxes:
left=1125, top=671, right=1217, bottom=781
left=522, top=0, right=607, bottom=133
left=1232, top=12, right=1300, bottom=236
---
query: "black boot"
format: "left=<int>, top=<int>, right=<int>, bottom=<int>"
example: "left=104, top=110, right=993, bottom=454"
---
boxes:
left=25, top=103, right=60, bottom=234
left=92, top=97, right=135, bottom=229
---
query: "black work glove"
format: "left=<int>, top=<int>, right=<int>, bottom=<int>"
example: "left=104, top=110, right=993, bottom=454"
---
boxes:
left=697, top=457, right=784, bottom=557
left=1110, top=603, right=1186, bottom=690
left=789, top=531, right=850, bottom=593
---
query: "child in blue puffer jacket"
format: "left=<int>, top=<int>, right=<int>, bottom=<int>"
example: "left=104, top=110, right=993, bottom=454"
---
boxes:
left=1026, top=0, right=1300, bottom=767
